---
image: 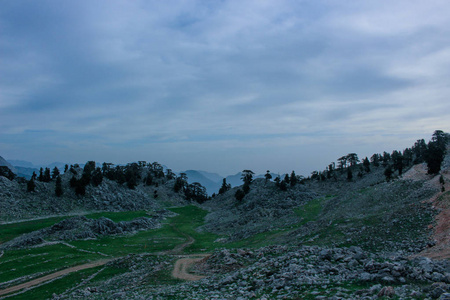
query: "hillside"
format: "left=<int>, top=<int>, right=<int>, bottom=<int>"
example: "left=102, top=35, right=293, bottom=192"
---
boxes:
left=0, top=132, right=450, bottom=299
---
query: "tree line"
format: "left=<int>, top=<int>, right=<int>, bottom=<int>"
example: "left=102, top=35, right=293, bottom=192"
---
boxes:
left=231, top=130, right=448, bottom=201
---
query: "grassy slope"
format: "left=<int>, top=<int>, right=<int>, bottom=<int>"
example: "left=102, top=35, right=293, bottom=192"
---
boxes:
left=0, top=205, right=220, bottom=298
left=0, top=170, right=438, bottom=298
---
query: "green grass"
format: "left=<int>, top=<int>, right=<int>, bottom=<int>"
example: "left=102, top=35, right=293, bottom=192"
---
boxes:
left=167, top=205, right=221, bottom=253
left=0, top=205, right=222, bottom=298
left=225, top=229, right=283, bottom=248
left=0, top=243, right=104, bottom=284
left=0, top=216, right=69, bottom=244
left=5, top=266, right=102, bottom=300
left=70, top=225, right=185, bottom=256
left=294, top=196, right=328, bottom=225
left=0, top=211, right=151, bottom=245
left=225, top=197, right=336, bottom=249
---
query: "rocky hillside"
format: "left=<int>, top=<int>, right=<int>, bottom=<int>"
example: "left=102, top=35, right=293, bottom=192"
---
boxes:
left=0, top=165, right=187, bottom=222
left=201, top=178, right=319, bottom=241
left=1, top=132, right=449, bottom=299
left=52, top=245, right=450, bottom=299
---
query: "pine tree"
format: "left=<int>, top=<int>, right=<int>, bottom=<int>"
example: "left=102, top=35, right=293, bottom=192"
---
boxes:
left=235, top=189, right=245, bottom=201
left=264, top=170, right=272, bottom=184
left=38, top=167, right=44, bottom=181
left=347, top=168, right=353, bottom=181
left=290, top=171, right=297, bottom=187
left=43, top=168, right=51, bottom=182
left=27, top=178, right=36, bottom=192
left=52, top=167, right=60, bottom=179
left=91, top=167, right=103, bottom=187
left=218, top=178, right=231, bottom=194
left=363, top=157, right=371, bottom=172
left=55, top=176, right=63, bottom=197
left=279, top=180, right=287, bottom=191
left=425, top=130, right=448, bottom=174
left=384, top=165, right=393, bottom=182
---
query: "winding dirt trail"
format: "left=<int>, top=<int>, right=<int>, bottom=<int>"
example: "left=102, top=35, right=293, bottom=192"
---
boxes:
left=163, top=225, right=211, bottom=281
left=403, top=162, right=450, bottom=260
left=0, top=259, right=112, bottom=297
left=171, top=254, right=210, bottom=281
left=0, top=228, right=209, bottom=297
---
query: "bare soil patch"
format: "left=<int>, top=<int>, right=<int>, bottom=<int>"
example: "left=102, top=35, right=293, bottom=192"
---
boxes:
left=0, top=259, right=112, bottom=296
left=171, top=254, right=210, bottom=281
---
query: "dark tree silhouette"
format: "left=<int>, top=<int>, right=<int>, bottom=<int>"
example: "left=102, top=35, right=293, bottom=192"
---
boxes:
left=412, top=139, right=427, bottom=163
left=279, top=180, right=287, bottom=191
left=38, top=167, right=44, bottom=181
left=264, top=170, right=272, bottom=183
left=145, top=174, right=153, bottom=186
left=337, top=156, right=347, bottom=170
left=274, top=176, right=281, bottom=187
left=55, top=176, right=63, bottom=197
left=52, top=167, right=60, bottom=179
left=290, top=171, right=297, bottom=187
left=166, top=169, right=175, bottom=180
left=43, top=168, right=51, bottom=182
left=241, top=170, right=254, bottom=194
left=370, top=154, right=380, bottom=167
left=185, top=182, right=208, bottom=203
left=384, top=165, right=393, bottom=182
left=347, top=153, right=359, bottom=167
left=363, top=157, right=371, bottom=172
left=27, top=178, right=35, bottom=192
left=218, top=178, right=231, bottom=194
left=235, top=189, right=245, bottom=201
left=392, top=150, right=404, bottom=176
left=347, top=168, right=353, bottom=181
left=91, top=167, right=103, bottom=187
left=174, top=173, right=187, bottom=193
left=425, top=130, right=448, bottom=174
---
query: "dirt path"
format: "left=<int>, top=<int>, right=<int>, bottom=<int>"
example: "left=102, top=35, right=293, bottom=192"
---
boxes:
left=1, top=228, right=209, bottom=297
left=403, top=162, right=450, bottom=260
left=0, top=259, right=113, bottom=297
left=171, top=254, right=210, bottom=281
left=161, top=225, right=195, bottom=255
left=164, top=225, right=211, bottom=281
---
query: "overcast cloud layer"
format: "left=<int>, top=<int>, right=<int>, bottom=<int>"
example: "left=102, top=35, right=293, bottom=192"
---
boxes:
left=1, top=0, right=450, bottom=176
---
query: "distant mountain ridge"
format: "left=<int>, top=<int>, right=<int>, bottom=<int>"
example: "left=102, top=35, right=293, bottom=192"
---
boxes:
left=179, top=170, right=279, bottom=195
left=5, top=158, right=279, bottom=193
left=0, top=156, right=17, bottom=174
left=5, top=159, right=68, bottom=179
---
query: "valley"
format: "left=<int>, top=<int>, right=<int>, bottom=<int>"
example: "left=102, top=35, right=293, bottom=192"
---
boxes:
left=1, top=132, right=450, bottom=299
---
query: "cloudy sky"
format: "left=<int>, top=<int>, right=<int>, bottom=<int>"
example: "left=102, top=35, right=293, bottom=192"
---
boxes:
left=1, top=0, right=449, bottom=176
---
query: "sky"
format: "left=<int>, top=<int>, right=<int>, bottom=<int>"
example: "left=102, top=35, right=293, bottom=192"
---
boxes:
left=1, top=0, right=450, bottom=177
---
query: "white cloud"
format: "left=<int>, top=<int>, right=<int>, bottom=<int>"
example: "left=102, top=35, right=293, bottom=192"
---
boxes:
left=1, top=0, right=449, bottom=174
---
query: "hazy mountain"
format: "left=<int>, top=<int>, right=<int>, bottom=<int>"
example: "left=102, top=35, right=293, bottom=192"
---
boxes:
left=181, top=170, right=222, bottom=195
left=196, top=170, right=223, bottom=183
left=7, top=159, right=35, bottom=168
left=6, top=159, right=68, bottom=179
left=14, top=167, right=38, bottom=179
left=224, top=172, right=278, bottom=187
left=225, top=172, right=242, bottom=187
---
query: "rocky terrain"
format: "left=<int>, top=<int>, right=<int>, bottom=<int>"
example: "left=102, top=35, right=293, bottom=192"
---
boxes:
left=1, top=133, right=449, bottom=299
left=50, top=245, right=450, bottom=299
left=200, top=178, right=319, bottom=241
left=0, top=166, right=186, bottom=222
left=0, top=210, right=174, bottom=250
